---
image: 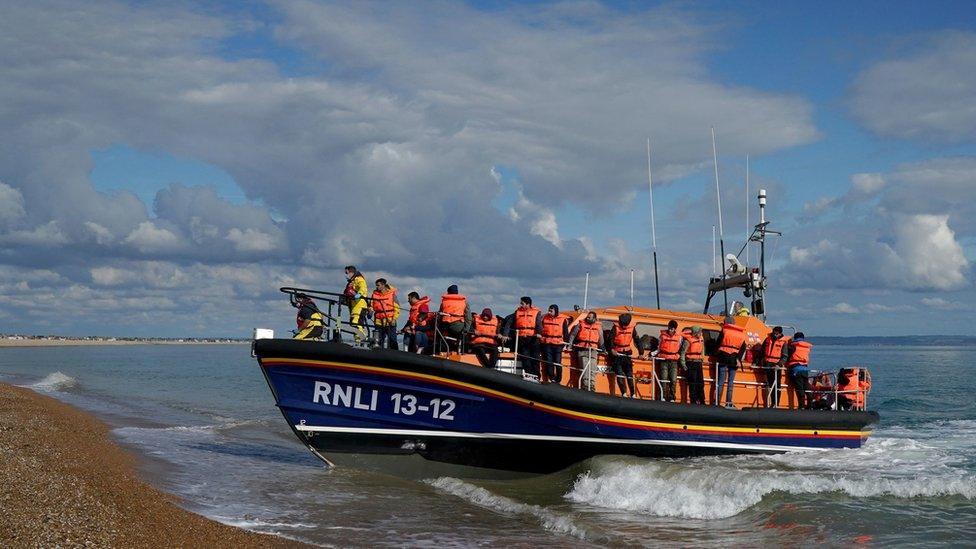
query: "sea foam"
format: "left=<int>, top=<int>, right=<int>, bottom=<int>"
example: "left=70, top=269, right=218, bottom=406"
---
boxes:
left=566, top=426, right=976, bottom=520
left=28, top=371, right=79, bottom=392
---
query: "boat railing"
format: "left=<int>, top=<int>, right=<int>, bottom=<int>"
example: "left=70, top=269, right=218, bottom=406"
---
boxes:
left=281, top=287, right=380, bottom=345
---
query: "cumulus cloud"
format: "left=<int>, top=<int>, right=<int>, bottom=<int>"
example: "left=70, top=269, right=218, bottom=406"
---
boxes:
left=892, top=214, right=968, bottom=290
left=122, top=221, right=183, bottom=254
left=0, top=0, right=823, bottom=335
left=826, top=302, right=858, bottom=314
left=782, top=159, right=972, bottom=293
left=0, top=182, right=26, bottom=226
left=850, top=31, right=976, bottom=142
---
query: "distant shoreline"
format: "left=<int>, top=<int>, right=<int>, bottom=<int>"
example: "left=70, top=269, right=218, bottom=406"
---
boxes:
left=809, top=336, right=976, bottom=346
left=0, top=339, right=247, bottom=348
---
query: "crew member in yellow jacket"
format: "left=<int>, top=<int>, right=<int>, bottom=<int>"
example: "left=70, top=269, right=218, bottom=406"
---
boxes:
left=343, top=265, right=369, bottom=342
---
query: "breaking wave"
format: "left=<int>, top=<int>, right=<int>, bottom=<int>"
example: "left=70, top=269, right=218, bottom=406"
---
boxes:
left=566, top=423, right=976, bottom=519
left=28, top=371, right=78, bottom=392
left=426, top=477, right=588, bottom=540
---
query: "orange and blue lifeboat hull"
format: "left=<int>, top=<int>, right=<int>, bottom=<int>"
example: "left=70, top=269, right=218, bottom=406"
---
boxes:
left=255, top=339, right=878, bottom=473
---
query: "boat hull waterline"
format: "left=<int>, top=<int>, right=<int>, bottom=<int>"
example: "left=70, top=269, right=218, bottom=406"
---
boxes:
left=255, top=339, right=879, bottom=473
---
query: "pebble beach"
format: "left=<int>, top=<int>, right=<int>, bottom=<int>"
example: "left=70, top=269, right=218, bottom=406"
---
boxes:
left=0, top=383, right=302, bottom=548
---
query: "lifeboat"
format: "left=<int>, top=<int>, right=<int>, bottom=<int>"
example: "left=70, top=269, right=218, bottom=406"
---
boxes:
left=252, top=189, right=879, bottom=473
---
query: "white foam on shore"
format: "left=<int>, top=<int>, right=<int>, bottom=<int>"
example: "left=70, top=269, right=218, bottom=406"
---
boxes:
left=426, top=477, right=588, bottom=540
left=566, top=423, right=976, bottom=520
left=28, top=371, right=78, bottom=392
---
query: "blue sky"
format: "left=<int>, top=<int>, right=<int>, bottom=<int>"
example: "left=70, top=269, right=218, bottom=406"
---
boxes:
left=1, top=0, right=975, bottom=337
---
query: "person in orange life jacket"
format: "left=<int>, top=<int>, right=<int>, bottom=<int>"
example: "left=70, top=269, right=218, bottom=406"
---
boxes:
left=437, top=285, right=470, bottom=351
left=413, top=309, right=436, bottom=355
left=837, top=368, right=870, bottom=410
left=656, top=320, right=682, bottom=402
left=504, top=297, right=543, bottom=377
left=469, top=308, right=506, bottom=368
left=343, top=265, right=369, bottom=342
left=679, top=325, right=707, bottom=405
left=401, top=292, right=430, bottom=353
left=539, top=305, right=569, bottom=383
left=567, top=311, right=604, bottom=391
left=759, top=326, right=789, bottom=408
left=810, top=371, right=834, bottom=410
left=608, top=313, right=644, bottom=398
left=714, top=316, right=747, bottom=408
left=786, top=332, right=813, bottom=409
left=370, top=278, right=400, bottom=350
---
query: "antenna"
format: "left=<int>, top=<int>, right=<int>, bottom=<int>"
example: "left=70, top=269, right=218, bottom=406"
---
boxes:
left=711, top=127, right=729, bottom=317
left=647, top=138, right=661, bottom=309
left=630, top=269, right=635, bottom=308
left=745, top=155, right=750, bottom=265
left=583, top=272, right=590, bottom=310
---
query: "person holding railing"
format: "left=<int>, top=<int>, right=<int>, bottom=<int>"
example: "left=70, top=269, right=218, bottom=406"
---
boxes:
left=401, top=292, right=430, bottom=353
left=342, top=266, right=369, bottom=342
left=437, top=285, right=470, bottom=351
left=506, top=297, right=543, bottom=377
left=293, top=294, right=324, bottom=340
left=714, top=317, right=747, bottom=409
left=785, top=332, right=813, bottom=409
left=759, top=326, right=788, bottom=408
left=608, top=313, right=644, bottom=399
left=657, top=320, right=681, bottom=402
left=539, top=304, right=569, bottom=383
left=370, top=278, right=400, bottom=350
left=567, top=311, right=603, bottom=391
left=680, top=326, right=706, bottom=405
left=469, top=308, right=504, bottom=368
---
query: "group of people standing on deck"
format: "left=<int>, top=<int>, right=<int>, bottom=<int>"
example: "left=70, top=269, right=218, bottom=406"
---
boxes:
left=292, top=266, right=852, bottom=410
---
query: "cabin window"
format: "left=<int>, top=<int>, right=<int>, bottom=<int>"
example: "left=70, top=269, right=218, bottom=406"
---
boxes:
left=634, top=323, right=668, bottom=353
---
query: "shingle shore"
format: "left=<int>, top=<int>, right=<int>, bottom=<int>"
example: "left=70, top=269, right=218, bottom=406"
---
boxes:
left=0, top=383, right=306, bottom=548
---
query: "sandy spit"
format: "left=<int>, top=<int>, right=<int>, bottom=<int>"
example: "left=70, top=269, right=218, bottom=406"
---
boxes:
left=0, top=383, right=306, bottom=548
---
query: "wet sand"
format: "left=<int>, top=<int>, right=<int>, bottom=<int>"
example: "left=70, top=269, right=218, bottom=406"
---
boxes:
left=0, top=383, right=303, bottom=548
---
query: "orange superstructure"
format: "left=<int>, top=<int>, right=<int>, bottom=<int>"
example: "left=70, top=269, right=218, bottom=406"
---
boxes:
left=447, top=305, right=807, bottom=409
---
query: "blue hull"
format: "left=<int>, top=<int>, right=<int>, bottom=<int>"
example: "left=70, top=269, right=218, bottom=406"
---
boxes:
left=255, top=339, right=877, bottom=473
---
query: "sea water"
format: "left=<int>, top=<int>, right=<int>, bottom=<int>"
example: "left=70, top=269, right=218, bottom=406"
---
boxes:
left=1, top=344, right=974, bottom=546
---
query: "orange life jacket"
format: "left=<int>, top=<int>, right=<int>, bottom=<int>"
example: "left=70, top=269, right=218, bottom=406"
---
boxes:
left=439, top=294, right=467, bottom=324
left=762, top=335, right=787, bottom=364
left=575, top=321, right=601, bottom=349
left=470, top=315, right=499, bottom=345
left=838, top=368, right=863, bottom=407
left=371, top=287, right=397, bottom=320
left=682, top=332, right=704, bottom=361
left=717, top=323, right=746, bottom=355
left=658, top=329, right=681, bottom=360
left=787, top=340, right=812, bottom=366
left=515, top=306, right=540, bottom=337
left=540, top=313, right=566, bottom=345
left=612, top=322, right=635, bottom=353
left=408, top=296, right=430, bottom=326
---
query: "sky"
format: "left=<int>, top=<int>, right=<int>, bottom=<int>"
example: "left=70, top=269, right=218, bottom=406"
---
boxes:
left=1, top=0, right=975, bottom=338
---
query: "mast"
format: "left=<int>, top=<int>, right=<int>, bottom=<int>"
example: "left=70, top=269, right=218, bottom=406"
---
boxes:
left=647, top=138, right=661, bottom=309
left=711, top=127, right=729, bottom=317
